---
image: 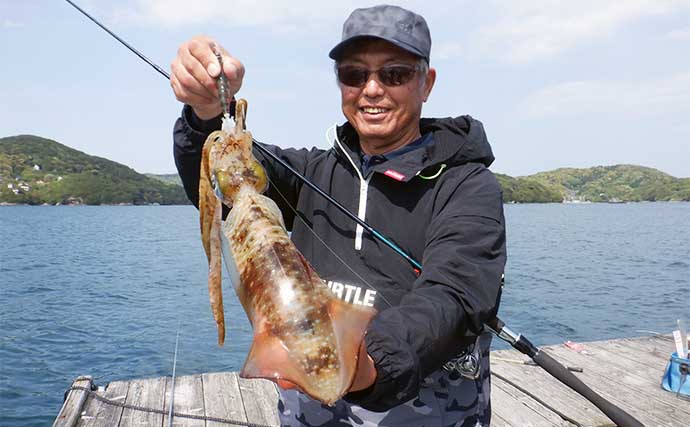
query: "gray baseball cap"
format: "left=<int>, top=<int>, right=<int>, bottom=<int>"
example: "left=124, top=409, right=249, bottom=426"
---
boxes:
left=329, top=5, right=431, bottom=62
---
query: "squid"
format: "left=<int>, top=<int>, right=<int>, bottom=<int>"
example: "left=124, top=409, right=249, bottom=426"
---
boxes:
left=198, top=99, right=376, bottom=404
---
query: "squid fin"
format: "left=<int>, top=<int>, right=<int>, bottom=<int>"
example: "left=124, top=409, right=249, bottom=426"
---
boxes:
left=328, top=298, right=377, bottom=393
left=240, top=330, right=304, bottom=390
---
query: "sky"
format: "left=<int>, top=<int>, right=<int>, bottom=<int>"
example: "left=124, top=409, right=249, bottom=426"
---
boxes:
left=1, top=0, right=689, bottom=178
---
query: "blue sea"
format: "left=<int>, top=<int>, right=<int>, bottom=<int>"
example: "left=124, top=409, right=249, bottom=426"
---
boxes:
left=1, top=203, right=688, bottom=425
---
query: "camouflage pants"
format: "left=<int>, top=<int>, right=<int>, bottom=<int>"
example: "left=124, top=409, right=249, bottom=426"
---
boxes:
left=277, top=334, right=492, bottom=427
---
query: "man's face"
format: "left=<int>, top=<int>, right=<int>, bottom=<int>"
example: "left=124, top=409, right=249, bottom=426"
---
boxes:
left=338, top=39, right=436, bottom=155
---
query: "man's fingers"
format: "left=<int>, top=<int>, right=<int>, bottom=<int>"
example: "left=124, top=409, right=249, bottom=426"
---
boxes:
left=223, top=56, right=244, bottom=94
left=170, top=75, right=214, bottom=106
left=170, top=36, right=244, bottom=114
left=224, top=56, right=244, bottom=79
left=183, top=37, right=244, bottom=93
left=195, top=40, right=244, bottom=94
left=207, top=62, right=220, bottom=78
left=177, top=47, right=218, bottom=97
left=187, top=37, right=223, bottom=78
left=172, top=58, right=217, bottom=103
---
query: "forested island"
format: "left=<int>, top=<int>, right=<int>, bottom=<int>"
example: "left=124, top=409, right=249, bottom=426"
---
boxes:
left=1, top=135, right=688, bottom=205
left=0, top=135, right=189, bottom=205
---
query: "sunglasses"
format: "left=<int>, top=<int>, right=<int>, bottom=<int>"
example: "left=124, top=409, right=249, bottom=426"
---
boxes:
left=336, top=64, right=420, bottom=88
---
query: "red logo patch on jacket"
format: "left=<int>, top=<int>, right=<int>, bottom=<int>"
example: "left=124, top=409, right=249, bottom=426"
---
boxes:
left=384, top=169, right=405, bottom=181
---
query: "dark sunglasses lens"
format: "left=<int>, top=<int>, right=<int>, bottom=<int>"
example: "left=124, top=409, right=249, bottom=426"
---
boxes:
left=379, top=65, right=417, bottom=86
left=337, top=67, right=369, bottom=87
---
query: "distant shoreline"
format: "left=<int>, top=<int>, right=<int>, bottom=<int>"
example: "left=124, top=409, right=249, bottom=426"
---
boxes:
left=3, top=136, right=689, bottom=204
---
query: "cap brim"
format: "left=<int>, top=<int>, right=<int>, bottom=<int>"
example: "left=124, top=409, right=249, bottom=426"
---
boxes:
left=328, top=35, right=427, bottom=61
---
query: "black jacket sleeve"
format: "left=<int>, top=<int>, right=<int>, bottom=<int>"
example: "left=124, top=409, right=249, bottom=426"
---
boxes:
left=345, top=164, right=506, bottom=411
left=173, top=105, right=325, bottom=230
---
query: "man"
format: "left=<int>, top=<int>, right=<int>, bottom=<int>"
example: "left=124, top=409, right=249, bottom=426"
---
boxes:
left=172, top=5, right=505, bottom=426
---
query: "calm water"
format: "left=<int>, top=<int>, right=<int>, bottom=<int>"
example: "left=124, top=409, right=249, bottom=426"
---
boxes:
left=1, top=203, right=688, bottom=425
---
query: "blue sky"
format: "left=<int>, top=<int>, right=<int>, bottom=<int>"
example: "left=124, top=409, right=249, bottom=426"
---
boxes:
left=1, top=0, right=689, bottom=177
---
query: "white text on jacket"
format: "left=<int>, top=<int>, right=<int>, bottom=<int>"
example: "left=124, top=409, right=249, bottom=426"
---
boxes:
left=326, top=280, right=376, bottom=307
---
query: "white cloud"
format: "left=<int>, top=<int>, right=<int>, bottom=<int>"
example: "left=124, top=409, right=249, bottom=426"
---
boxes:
left=112, top=0, right=428, bottom=30
left=433, top=41, right=463, bottom=61
left=664, top=27, right=690, bottom=40
left=2, top=19, right=24, bottom=29
left=518, top=72, right=690, bottom=118
left=471, top=0, right=690, bottom=63
left=113, top=0, right=340, bottom=28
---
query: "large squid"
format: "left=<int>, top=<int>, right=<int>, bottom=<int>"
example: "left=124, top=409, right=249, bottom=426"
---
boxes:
left=198, top=99, right=376, bottom=404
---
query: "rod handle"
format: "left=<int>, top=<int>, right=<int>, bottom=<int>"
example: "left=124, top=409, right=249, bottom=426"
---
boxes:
left=533, top=350, right=644, bottom=427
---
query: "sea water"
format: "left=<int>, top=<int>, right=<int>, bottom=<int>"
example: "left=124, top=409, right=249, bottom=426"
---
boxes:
left=0, top=203, right=688, bottom=425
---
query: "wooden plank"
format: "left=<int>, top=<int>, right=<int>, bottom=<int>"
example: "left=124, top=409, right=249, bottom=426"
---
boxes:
left=580, top=338, right=688, bottom=408
left=237, top=377, right=280, bottom=427
left=599, top=336, right=675, bottom=368
left=551, top=342, right=690, bottom=424
left=543, top=344, right=686, bottom=426
left=203, top=372, right=248, bottom=427
left=54, top=376, right=93, bottom=427
left=491, top=412, right=517, bottom=427
left=248, top=378, right=280, bottom=426
left=57, top=336, right=686, bottom=427
left=162, top=374, right=205, bottom=427
left=585, top=339, right=669, bottom=373
left=79, top=380, right=129, bottom=427
left=491, top=376, right=573, bottom=426
left=491, top=350, right=611, bottom=425
left=75, top=395, right=98, bottom=426
left=119, top=377, right=167, bottom=426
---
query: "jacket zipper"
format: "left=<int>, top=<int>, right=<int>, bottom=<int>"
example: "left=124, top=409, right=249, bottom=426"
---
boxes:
left=332, top=127, right=371, bottom=251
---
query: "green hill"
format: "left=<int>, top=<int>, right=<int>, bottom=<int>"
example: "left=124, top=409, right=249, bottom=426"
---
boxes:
left=0, top=135, right=190, bottom=205
left=1, top=135, right=687, bottom=205
left=146, top=173, right=183, bottom=186
left=526, top=165, right=690, bottom=202
left=495, top=174, right=563, bottom=203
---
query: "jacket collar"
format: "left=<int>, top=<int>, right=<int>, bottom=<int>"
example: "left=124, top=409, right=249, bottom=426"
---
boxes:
left=334, top=116, right=494, bottom=182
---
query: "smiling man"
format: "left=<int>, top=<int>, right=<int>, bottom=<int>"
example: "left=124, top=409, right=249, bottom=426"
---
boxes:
left=172, top=5, right=506, bottom=426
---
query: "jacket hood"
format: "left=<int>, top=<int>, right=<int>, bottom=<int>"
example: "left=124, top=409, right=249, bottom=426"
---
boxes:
left=334, top=115, right=495, bottom=182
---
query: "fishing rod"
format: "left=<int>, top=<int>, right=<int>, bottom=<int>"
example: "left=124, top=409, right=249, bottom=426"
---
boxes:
left=64, top=0, right=419, bottom=272
left=168, top=321, right=181, bottom=427
left=63, top=2, right=644, bottom=426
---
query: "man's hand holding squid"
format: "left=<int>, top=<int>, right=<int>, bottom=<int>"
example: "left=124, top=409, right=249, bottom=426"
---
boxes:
left=170, top=35, right=244, bottom=120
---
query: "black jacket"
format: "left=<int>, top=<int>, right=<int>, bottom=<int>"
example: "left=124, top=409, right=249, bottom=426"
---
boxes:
left=173, top=105, right=506, bottom=411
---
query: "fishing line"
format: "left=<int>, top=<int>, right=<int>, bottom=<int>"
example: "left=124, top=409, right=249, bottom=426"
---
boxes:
left=260, top=169, right=394, bottom=309
left=168, top=319, right=181, bottom=427
left=65, top=0, right=419, bottom=273
left=64, top=0, right=170, bottom=80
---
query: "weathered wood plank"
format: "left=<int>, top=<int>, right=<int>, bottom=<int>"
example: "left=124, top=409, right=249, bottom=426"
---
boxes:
left=78, top=380, right=129, bottom=427
left=237, top=377, right=280, bottom=427
left=491, top=349, right=611, bottom=425
left=250, top=379, right=280, bottom=424
left=544, top=344, right=688, bottom=426
left=54, top=376, right=93, bottom=427
left=203, top=372, right=248, bottom=427
left=594, top=336, right=674, bottom=368
left=57, top=336, right=683, bottom=427
left=75, top=395, right=98, bottom=427
left=580, top=338, right=685, bottom=404
left=119, top=377, right=167, bottom=426
left=491, top=376, right=573, bottom=426
left=163, top=374, right=205, bottom=427
left=491, top=412, right=517, bottom=427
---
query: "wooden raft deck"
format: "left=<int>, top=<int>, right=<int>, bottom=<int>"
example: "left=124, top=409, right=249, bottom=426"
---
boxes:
left=55, top=335, right=688, bottom=426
